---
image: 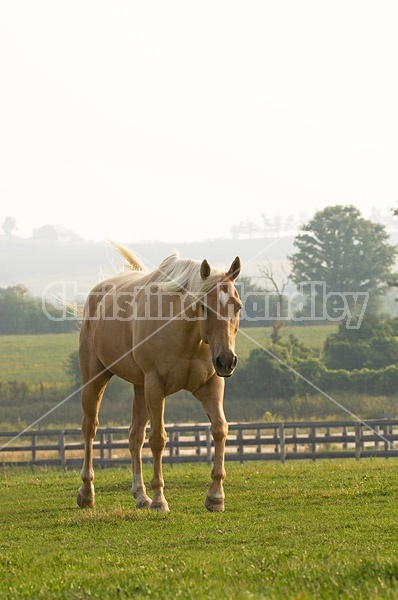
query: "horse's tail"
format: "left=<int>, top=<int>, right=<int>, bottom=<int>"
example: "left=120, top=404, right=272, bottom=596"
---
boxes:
left=109, top=241, right=148, bottom=272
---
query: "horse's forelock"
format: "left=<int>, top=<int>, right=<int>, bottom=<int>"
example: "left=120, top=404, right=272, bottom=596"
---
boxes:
left=155, top=254, right=225, bottom=295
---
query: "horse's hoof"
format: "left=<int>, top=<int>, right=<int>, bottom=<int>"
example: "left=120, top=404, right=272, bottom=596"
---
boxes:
left=77, top=490, right=95, bottom=509
left=205, top=495, right=225, bottom=512
left=136, top=497, right=151, bottom=509
left=150, top=500, right=170, bottom=512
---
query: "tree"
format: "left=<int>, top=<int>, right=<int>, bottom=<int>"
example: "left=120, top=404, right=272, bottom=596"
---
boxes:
left=236, top=275, right=266, bottom=328
left=64, top=351, right=82, bottom=388
left=0, top=285, right=33, bottom=334
left=238, top=273, right=290, bottom=331
left=230, top=220, right=260, bottom=239
left=2, top=216, right=17, bottom=236
left=258, top=261, right=289, bottom=343
left=227, top=334, right=318, bottom=403
left=323, top=314, right=398, bottom=370
left=289, top=205, right=397, bottom=310
left=0, top=284, right=77, bottom=334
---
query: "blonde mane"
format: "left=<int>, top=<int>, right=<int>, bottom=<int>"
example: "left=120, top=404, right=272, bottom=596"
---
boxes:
left=112, top=243, right=226, bottom=296
left=153, top=253, right=225, bottom=295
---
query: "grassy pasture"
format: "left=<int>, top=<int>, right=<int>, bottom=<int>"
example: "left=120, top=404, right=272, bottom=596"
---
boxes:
left=0, top=326, right=336, bottom=386
left=236, top=324, right=338, bottom=361
left=1, top=459, right=398, bottom=599
left=0, top=332, right=79, bottom=385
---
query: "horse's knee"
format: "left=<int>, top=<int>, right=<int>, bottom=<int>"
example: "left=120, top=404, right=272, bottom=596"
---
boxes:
left=211, top=419, right=228, bottom=442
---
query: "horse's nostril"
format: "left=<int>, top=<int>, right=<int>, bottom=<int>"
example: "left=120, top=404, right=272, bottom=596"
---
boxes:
left=215, top=356, right=223, bottom=372
left=215, top=354, right=237, bottom=373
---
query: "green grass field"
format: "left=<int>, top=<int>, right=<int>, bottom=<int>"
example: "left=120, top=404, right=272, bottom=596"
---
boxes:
left=1, top=459, right=398, bottom=599
left=0, top=332, right=79, bottom=385
left=236, top=324, right=337, bottom=361
left=0, top=326, right=336, bottom=385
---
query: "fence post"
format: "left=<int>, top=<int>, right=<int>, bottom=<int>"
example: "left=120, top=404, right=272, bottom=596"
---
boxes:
left=169, top=428, right=179, bottom=466
left=343, top=425, right=348, bottom=450
left=256, top=426, right=261, bottom=454
left=237, top=427, right=244, bottom=464
left=374, top=425, right=380, bottom=451
left=107, top=431, right=113, bottom=459
left=195, top=430, right=201, bottom=456
left=32, top=434, right=37, bottom=463
left=279, top=423, right=286, bottom=464
left=383, top=423, right=389, bottom=452
left=310, top=426, right=316, bottom=461
left=174, top=430, right=180, bottom=457
left=355, top=422, right=362, bottom=460
left=389, top=423, right=394, bottom=453
left=205, top=426, right=212, bottom=466
left=99, top=431, right=105, bottom=463
left=58, top=431, right=66, bottom=471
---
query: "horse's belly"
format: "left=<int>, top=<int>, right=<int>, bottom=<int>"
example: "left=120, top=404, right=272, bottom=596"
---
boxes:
left=107, top=353, right=144, bottom=385
left=94, top=322, right=144, bottom=385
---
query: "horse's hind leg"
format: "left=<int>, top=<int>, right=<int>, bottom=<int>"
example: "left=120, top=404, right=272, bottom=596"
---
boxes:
left=129, top=384, right=151, bottom=508
left=77, top=369, right=111, bottom=508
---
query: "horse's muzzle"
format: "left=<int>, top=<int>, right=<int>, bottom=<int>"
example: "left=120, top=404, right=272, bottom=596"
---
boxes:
left=214, top=354, right=238, bottom=378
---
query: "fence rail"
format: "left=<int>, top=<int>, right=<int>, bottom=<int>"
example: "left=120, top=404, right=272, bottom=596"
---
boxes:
left=2, top=419, right=398, bottom=469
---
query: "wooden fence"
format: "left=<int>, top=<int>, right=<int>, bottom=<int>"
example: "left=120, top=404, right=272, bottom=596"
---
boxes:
left=2, top=419, right=398, bottom=469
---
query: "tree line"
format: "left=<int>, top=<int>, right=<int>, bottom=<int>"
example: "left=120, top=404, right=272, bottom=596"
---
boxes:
left=0, top=285, right=76, bottom=334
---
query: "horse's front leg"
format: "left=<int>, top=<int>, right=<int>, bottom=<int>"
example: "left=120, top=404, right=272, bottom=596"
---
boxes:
left=145, top=374, right=169, bottom=512
left=194, top=375, right=228, bottom=512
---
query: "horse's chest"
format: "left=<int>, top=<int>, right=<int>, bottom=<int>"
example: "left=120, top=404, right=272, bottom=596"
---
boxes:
left=164, top=358, right=213, bottom=395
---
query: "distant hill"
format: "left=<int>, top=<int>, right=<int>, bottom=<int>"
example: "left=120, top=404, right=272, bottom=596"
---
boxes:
left=0, top=234, right=296, bottom=296
left=2, top=230, right=398, bottom=298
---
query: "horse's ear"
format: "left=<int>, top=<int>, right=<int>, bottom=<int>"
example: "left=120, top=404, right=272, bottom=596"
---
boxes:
left=200, top=259, right=211, bottom=280
left=227, top=256, right=241, bottom=280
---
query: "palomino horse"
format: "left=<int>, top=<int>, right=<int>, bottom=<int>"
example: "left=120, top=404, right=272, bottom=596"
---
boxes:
left=77, top=244, right=241, bottom=512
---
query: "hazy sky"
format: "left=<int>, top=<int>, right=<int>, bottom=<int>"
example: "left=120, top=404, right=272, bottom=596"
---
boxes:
left=1, top=1, right=397, bottom=243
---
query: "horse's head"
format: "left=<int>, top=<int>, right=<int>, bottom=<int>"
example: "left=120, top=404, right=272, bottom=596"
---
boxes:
left=198, top=257, right=242, bottom=377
